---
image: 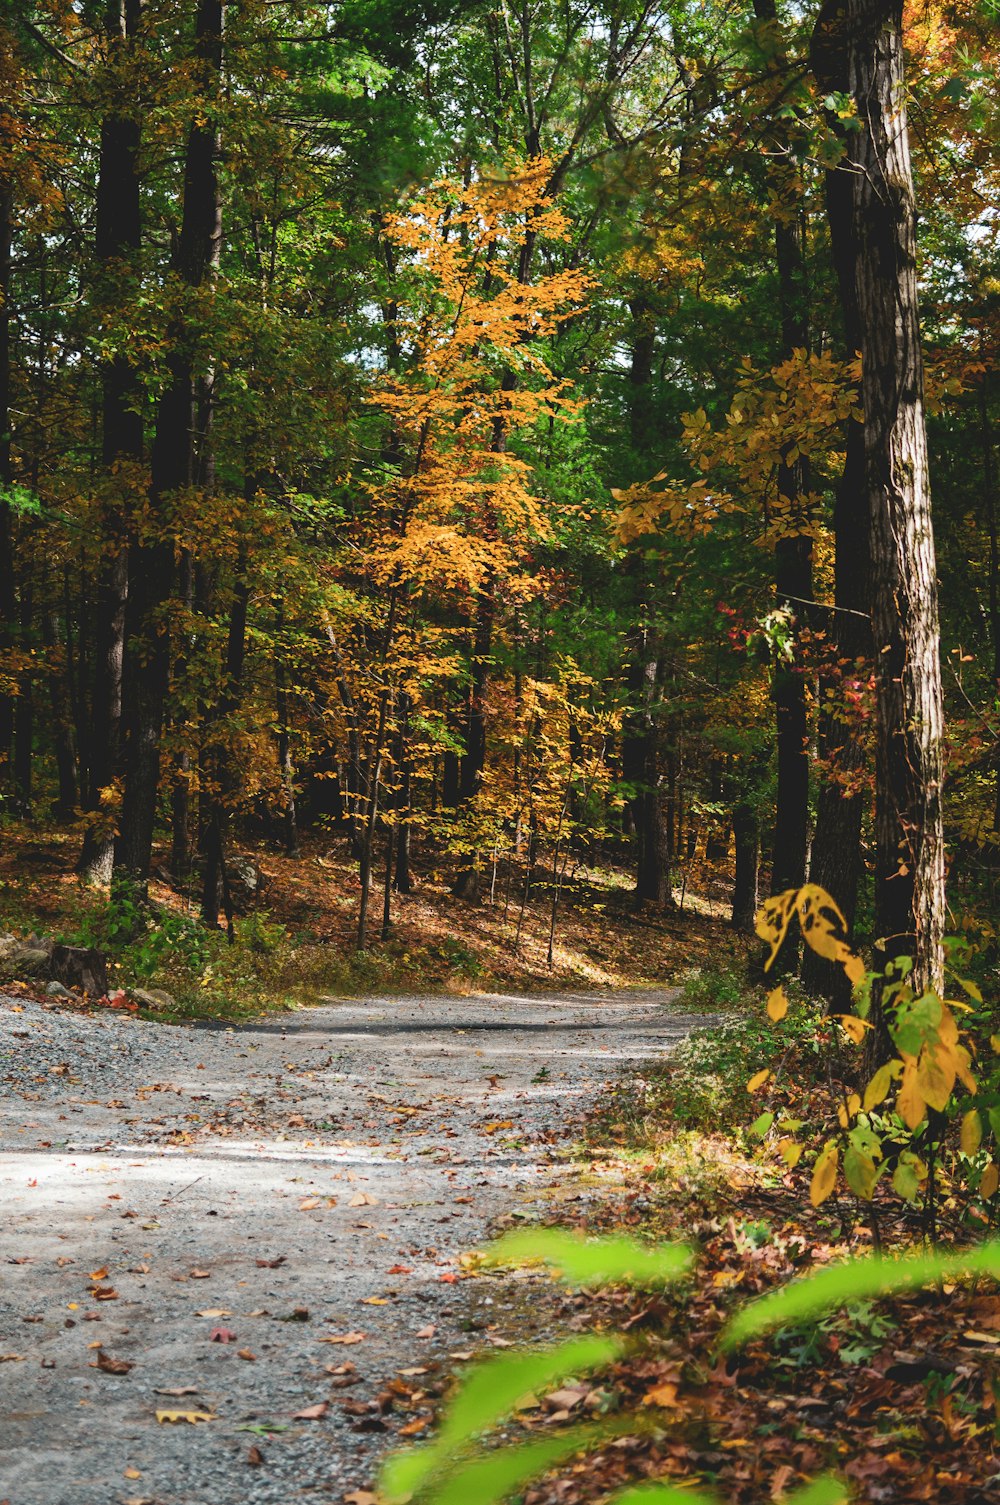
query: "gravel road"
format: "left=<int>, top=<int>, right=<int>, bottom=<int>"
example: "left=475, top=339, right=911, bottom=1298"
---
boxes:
left=0, top=987, right=705, bottom=1505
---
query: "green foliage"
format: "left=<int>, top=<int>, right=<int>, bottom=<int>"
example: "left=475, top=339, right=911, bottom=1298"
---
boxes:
left=721, top=1242, right=1000, bottom=1350
left=483, top=1228, right=693, bottom=1288
left=380, top=1334, right=625, bottom=1503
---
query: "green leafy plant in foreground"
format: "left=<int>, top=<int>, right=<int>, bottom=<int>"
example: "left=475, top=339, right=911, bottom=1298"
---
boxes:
left=380, top=1228, right=1000, bottom=1505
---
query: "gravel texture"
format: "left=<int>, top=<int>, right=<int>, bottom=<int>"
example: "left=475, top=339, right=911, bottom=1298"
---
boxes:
left=0, top=987, right=705, bottom=1505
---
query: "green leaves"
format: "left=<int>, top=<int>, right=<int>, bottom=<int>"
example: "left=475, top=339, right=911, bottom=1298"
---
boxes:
left=379, top=1334, right=623, bottom=1501
left=721, top=1242, right=1000, bottom=1351
left=481, top=1228, right=694, bottom=1289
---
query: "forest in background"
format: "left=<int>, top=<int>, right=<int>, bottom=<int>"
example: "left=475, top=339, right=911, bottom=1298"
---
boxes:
left=0, top=0, right=997, bottom=990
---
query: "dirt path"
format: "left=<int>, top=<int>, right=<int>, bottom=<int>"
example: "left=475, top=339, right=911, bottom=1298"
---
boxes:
left=0, top=988, right=707, bottom=1505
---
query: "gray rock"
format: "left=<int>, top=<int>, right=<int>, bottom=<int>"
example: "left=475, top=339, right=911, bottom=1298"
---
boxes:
left=50, top=944, right=109, bottom=997
left=131, top=987, right=176, bottom=1009
left=10, top=945, right=53, bottom=976
left=225, top=855, right=261, bottom=901
left=45, top=981, right=74, bottom=999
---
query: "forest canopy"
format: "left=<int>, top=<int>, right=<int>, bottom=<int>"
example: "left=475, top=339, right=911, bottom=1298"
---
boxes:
left=0, top=0, right=997, bottom=976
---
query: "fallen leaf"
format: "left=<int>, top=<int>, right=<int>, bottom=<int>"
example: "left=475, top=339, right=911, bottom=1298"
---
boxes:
left=195, top=1309, right=231, bottom=1318
left=399, top=1415, right=431, bottom=1436
left=255, top=1257, right=286, bottom=1269
left=415, top=1324, right=436, bottom=1339
left=349, top=1192, right=379, bottom=1208
left=545, top=1387, right=587, bottom=1412
left=387, top=1265, right=412, bottom=1275
left=124, top=1468, right=141, bottom=1480
left=237, top=1348, right=257, bottom=1361
left=88, top=1266, right=109, bottom=1280
left=643, top=1382, right=679, bottom=1408
left=92, top=1350, right=134, bottom=1375
left=344, top=1493, right=379, bottom=1505
left=299, top=1198, right=322, bottom=1211
left=0, top=1354, right=25, bottom=1363
left=89, top=1286, right=118, bottom=1301
left=189, top=1269, right=211, bottom=1279
left=154, top=1385, right=199, bottom=1397
left=481, top=1121, right=514, bottom=1135
left=292, top=1402, right=328, bottom=1420
left=360, top=1296, right=388, bottom=1306
left=319, top=1331, right=366, bottom=1345
left=155, top=1409, right=215, bottom=1424
left=247, top=1444, right=265, bottom=1466
left=209, top=1327, right=236, bottom=1343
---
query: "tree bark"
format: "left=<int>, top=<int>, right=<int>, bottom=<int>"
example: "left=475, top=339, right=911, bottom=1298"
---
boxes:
left=732, top=800, right=761, bottom=933
left=802, top=147, right=872, bottom=999
left=0, top=169, right=14, bottom=786
left=201, top=566, right=248, bottom=932
left=811, top=0, right=946, bottom=1012
left=80, top=0, right=143, bottom=882
left=118, top=0, right=224, bottom=886
left=753, top=0, right=813, bottom=913
left=43, top=608, right=79, bottom=820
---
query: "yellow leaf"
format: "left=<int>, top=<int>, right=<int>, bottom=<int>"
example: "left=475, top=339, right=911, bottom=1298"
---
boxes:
left=776, top=1137, right=802, bottom=1168
left=961, top=1110, right=983, bottom=1157
left=982, top=1162, right=999, bottom=1199
left=837, top=1093, right=861, bottom=1129
left=155, top=1410, right=215, bottom=1425
left=843, top=952, right=866, bottom=988
left=766, top=986, right=788, bottom=1022
left=916, top=1046, right=954, bottom=1113
left=746, top=1069, right=771, bottom=1093
left=810, top=1143, right=839, bottom=1207
left=863, top=1061, right=897, bottom=1110
left=642, top=1382, right=679, bottom=1408
left=897, top=1059, right=927, bottom=1130
left=836, top=1014, right=869, bottom=1045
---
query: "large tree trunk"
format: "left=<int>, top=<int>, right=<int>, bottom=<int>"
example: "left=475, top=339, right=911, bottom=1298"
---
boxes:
left=80, top=0, right=144, bottom=882
left=0, top=168, right=14, bottom=787
left=803, top=151, right=872, bottom=1001
left=731, top=800, right=761, bottom=933
left=753, top=0, right=813, bottom=914
left=624, top=626, right=673, bottom=907
left=201, top=567, right=248, bottom=933
left=811, top=0, right=946, bottom=1016
left=118, top=0, right=224, bottom=886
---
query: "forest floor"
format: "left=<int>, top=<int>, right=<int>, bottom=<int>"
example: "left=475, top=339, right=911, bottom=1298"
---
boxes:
left=0, top=984, right=709, bottom=1505
left=0, top=822, right=745, bottom=1017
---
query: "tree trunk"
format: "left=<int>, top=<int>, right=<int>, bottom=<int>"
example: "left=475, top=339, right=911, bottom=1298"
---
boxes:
left=118, top=0, right=224, bottom=886
left=275, top=627, right=300, bottom=858
left=802, top=146, right=872, bottom=999
left=753, top=0, right=813, bottom=913
left=43, top=608, right=79, bottom=820
left=811, top=0, right=946, bottom=1016
left=450, top=592, right=494, bottom=899
left=80, top=0, right=143, bottom=883
left=13, top=576, right=32, bottom=811
left=625, top=626, right=673, bottom=906
left=201, top=568, right=248, bottom=931
left=732, top=801, right=761, bottom=933
left=0, top=170, right=14, bottom=787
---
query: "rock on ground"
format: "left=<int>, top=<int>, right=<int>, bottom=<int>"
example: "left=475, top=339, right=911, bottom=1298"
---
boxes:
left=0, top=988, right=706, bottom=1505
